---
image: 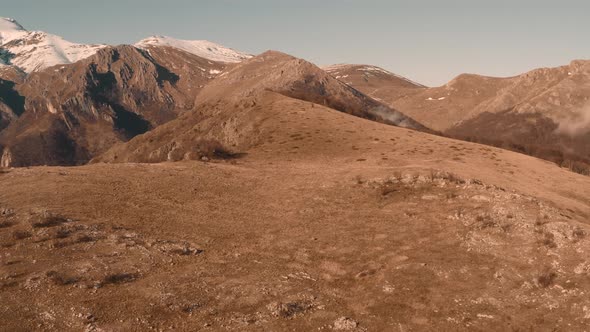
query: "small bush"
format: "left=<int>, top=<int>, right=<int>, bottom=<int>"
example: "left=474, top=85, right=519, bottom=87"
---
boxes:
left=46, top=271, right=79, bottom=286
left=12, top=230, right=32, bottom=240
left=31, top=214, right=70, bottom=228
left=380, top=181, right=397, bottom=196
left=76, top=234, right=96, bottom=243
left=268, top=301, right=312, bottom=318
left=537, top=270, right=557, bottom=288
left=476, top=215, right=497, bottom=229
left=572, top=227, right=586, bottom=242
left=181, top=303, right=201, bottom=313
left=194, top=139, right=237, bottom=160
left=541, top=232, right=557, bottom=248
left=354, top=175, right=364, bottom=185
left=428, top=169, right=437, bottom=182
left=0, top=221, right=16, bottom=229
left=561, top=160, right=590, bottom=177
left=100, top=273, right=138, bottom=286
left=54, top=228, right=71, bottom=239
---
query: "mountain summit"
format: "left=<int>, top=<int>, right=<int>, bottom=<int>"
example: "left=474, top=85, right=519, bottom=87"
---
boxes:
left=0, top=18, right=251, bottom=73
left=135, top=36, right=251, bottom=63
left=0, top=17, right=106, bottom=72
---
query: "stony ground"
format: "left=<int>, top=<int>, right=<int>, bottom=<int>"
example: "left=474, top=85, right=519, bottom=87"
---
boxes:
left=1, top=156, right=589, bottom=331
left=1, top=96, right=590, bottom=331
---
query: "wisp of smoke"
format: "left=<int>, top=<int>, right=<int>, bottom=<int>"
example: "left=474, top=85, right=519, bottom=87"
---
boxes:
left=370, top=105, right=410, bottom=128
left=556, top=104, right=590, bottom=137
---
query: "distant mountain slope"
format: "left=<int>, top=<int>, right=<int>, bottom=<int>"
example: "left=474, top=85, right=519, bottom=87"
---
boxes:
left=446, top=109, right=590, bottom=172
left=325, top=64, right=425, bottom=88
left=94, top=51, right=430, bottom=163
left=348, top=60, right=590, bottom=175
left=443, top=61, right=590, bottom=174
left=359, top=60, right=590, bottom=133
left=198, top=51, right=427, bottom=129
left=392, top=73, right=516, bottom=131
left=324, top=64, right=426, bottom=105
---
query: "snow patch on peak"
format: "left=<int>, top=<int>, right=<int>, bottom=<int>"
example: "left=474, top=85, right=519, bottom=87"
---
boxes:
left=0, top=28, right=106, bottom=73
left=323, top=63, right=353, bottom=72
left=0, top=18, right=106, bottom=73
left=135, top=36, right=251, bottom=63
left=324, top=64, right=426, bottom=88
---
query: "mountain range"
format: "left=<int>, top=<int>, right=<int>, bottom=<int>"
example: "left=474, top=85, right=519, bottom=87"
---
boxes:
left=2, top=17, right=590, bottom=331
left=0, top=16, right=589, bottom=176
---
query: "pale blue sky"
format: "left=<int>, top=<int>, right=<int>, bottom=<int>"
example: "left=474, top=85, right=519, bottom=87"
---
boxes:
left=3, top=0, right=589, bottom=86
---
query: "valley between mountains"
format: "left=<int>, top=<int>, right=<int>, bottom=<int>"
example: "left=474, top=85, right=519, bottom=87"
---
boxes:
left=1, top=17, right=590, bottom=332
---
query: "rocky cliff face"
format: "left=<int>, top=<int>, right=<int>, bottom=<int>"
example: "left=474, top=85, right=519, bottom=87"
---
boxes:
left=0, top=45, right=228, bottom=167
left=0, top=78, right=24, bottom=132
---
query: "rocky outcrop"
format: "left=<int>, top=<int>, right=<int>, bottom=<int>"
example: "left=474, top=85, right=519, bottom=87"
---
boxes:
left=0, top=78, right=24, bottom=132
left=0, top=146, right=11, bottom=167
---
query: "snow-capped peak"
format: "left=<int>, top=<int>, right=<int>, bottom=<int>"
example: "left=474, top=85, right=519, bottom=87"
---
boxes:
left=0, top=18, right=106, bottom=73
left=135, top=36, right=251, bottom=63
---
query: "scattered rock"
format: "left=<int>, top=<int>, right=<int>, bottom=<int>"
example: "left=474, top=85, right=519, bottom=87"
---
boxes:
left=1, top=207, right=15, bottom=217
left=268, top=300, right=313, bottom=318
left=333, top=317, right=358, bottom=330
left=421, top=194, right=439, bottom=201
left=471, top=195, right=491, bottom=202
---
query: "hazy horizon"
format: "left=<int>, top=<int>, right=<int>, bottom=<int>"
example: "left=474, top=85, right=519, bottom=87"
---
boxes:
left=2, top=0, right=589, bottom=86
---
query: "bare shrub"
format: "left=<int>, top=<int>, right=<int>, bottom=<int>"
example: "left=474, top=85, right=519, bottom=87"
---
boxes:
left=354, top=175, right=364, bottom=185
left=12, top=230, right=32, bottom=240
left=476, top=215, right=497, bottom=229
left=31, top=213, right=70, bottom=228
left=0, top=221, right=16, bottom=229
left=100, top=273, right=139, bottom=286
left=572, top=227, right=586, bottom=242
left=76, top=234, right=96, bottom=243
left=428, top=169, right=437, bottom=182
left=268, top=301, right=313, bottom=318
left=437, top=171, right=465, bottom=184
left=541, top=232, right=557, bottom=248
left=537, top=270, right=557, bottom=288
left=194, top=139, right=238, bottom=160
left=54, top=228, right=71, bottom=239
left=379, top=181, right=397, bottom=196
left=46, top=271, right=79, bottom=286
